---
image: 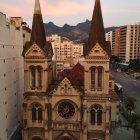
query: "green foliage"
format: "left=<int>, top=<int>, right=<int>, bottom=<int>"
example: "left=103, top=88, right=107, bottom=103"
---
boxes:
left=110, top=55, right=120, bottom=63
left=125, top=97, right=137, bottom=116
left=129, top=59, right=140, bottom=72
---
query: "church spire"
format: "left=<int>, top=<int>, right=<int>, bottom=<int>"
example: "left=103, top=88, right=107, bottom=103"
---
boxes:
left=88, top=0, right=105, bottom=46
left=30, top=0, right=46, bottom=47
left=34, top=0, right=41, bottom=14
left=83, top=0, right=111, bottom=56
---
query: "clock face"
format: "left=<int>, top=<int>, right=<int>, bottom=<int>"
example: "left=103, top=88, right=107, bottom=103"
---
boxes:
left=58, top=102, right=75, bottom=119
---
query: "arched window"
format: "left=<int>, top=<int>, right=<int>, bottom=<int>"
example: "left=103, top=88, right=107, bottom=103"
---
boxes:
left=98, top=67, right=103, bottom=88
left=91, top=67, right=96, bottom=89
left=90, top=105, right=102, bottom=125
left=29, top=66, right=43, bottom=89
left=38, top=108, right=42, bottom=123
left=31, top=103, right=42, bottom=123
left=91, top=109, right=96, bottom=124
left=37, top=66, right=42, bottom=88
left=30, top=66, right=36, bottom=87
left=32, top=107, right=36, bottom=122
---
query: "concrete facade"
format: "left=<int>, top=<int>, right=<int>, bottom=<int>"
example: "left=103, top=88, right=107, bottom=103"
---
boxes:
left=105, top=31, right=113, bottom=49
left=47, top=34, right=83, bottom=61
left=0, top=12, right=24, bottom=140
left=119, top=23, right=140, bottom=62
left=112, top=28, right=120, bottom=57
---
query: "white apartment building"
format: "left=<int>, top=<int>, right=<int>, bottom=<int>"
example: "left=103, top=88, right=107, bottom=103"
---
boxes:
left=47, top=34, right=83, bottom=61
left=105, top=31, right=113, bottom=49
left=119, top=23, right=140, bottom=62
left=0, top=12, right=24, bottom=140
left=47, top=34, right=61, bottom=60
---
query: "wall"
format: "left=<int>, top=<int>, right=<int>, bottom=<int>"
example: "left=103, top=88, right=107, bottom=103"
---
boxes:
left=0, top=12, right=24, bottom=140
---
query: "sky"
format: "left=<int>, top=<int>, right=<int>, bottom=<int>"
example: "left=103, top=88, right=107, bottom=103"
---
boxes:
left=0, top=0, right=140, bottom=28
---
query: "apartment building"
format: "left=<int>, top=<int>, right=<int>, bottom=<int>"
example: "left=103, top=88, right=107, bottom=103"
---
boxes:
left=119, top=23, right=140, bottom=62
left=0, top=12, right=24, bottom=140
left=105, top=31, right=113, bottom=49
left=112, top=28, right=120, bottom=57
left=47, top=34, right=83, bottom=61
left=46, top=34, right=61, bottom=60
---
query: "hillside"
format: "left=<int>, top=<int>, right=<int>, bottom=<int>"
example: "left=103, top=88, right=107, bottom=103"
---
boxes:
left=44, top=19, right=117, bottom=42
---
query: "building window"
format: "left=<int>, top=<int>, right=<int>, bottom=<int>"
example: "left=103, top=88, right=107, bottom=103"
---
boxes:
left=90, top=105, right=102, bottom=125
left=30, top=66, right=36, bottom=88
left=37, top=66, right=42, bottom=88
left=30, top=66, right=43, bottom=89
left=91, top=109, right=96, bottom=124
left=91, top=67, right=96, bottom=89
left=31, top=103, right=42, bottom=123
left=98, top=67, right=103, bottom=88
left=109, top=82, right=112, bottom=88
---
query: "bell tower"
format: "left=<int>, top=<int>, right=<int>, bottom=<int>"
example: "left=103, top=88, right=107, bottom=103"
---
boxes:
left=83, top=0, right=111, bottom=94
left=22, top=0, right=53, bottom=139
left=83, top=0, right=112, bottom=139
left=22, top=0, right=53, bottom=93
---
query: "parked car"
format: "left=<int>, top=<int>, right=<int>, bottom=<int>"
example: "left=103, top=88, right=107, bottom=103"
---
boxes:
left=133, top=72, right=140, bottom=78
left=115, top=83, right=123, bottom=94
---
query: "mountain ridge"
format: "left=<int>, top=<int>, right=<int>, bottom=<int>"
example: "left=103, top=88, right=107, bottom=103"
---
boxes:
left=44, top=19, right=117, bottom=42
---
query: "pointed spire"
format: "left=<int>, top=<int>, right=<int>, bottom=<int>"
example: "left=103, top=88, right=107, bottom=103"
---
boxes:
left=30, top=0, right=46, bottom=47
left=34, top=0, right=41, bottom=14
left=83, top=0, right=111, bottom=56
left=88, top=0, right=105, bottom=46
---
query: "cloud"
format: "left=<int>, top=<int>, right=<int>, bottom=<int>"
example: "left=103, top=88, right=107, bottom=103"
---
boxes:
left=0, top=0, right=92, bottom=18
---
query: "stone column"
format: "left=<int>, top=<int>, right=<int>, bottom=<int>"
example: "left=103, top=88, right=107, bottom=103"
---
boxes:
left=83, top=103, right=87, bottom=140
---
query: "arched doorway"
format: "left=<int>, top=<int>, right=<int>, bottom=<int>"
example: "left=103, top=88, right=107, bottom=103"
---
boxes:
left=31, top=136, right=43, bottom=140
left=59, top=136, right=72, bottom=140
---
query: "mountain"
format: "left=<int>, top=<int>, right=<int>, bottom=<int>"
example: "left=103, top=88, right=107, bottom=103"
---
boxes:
left=44, top=20, right=117, bottom=42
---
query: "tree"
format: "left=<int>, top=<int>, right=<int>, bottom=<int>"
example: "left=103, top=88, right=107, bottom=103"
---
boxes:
left=110, top=55, right=120, bottom=63
left=125, top=97, right=137, bottom=116
left=129, top=59, right=140, bottom=72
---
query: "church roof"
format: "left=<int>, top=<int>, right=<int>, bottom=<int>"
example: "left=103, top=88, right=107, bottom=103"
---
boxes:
left=83, top=0, right=111, bottom=57
left=47, top=63, right=85, bottom=94
left=22, top=0, right=53, bottom=57
left=58, top=63, right=84, bottom=87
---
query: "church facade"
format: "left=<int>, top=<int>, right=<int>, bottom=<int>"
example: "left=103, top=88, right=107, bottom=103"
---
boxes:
left=22, top=0, right=118, bottom=140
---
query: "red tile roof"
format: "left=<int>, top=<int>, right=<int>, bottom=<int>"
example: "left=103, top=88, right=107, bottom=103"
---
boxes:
left=22, top=26, right=31, bottom=33
left=58, top=63, right=84, bottom=87
left=109, top=73, right=115, bottom=80
left=109, top=90, right=119, bottom=102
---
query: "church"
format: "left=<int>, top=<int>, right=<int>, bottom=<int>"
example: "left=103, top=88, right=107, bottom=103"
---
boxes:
left=22, top=0, right=118, bottom=140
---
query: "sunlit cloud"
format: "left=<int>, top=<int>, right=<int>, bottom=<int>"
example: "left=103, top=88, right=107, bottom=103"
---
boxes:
left=0, top=0, right=140, bottom=27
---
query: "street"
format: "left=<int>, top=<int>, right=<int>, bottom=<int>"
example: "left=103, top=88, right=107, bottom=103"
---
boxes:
left=111, top=70, right=140, bottom=114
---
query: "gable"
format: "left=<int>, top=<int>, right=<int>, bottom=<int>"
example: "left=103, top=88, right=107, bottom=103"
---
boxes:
left=52, top=77, right=82, bottom=96
left=88, top=43, right=108, bottom=57
left=25, top=43, right=46, bottom=58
